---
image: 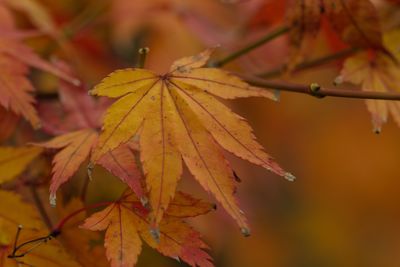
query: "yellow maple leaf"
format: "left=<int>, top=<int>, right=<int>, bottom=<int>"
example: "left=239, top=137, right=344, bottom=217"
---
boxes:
left=0, top=190, right=80, bottom=267
left=0, top=146, right=43, bottom=184
left=89, top=49, right=294, bottom=234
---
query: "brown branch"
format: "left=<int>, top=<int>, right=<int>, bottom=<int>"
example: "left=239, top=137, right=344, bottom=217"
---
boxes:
left=258, top=47, right=359, bottom=78
left=241, top=74, right=400, bottom=101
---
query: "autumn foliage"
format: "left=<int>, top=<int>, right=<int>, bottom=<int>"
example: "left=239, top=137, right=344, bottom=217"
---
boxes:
left=1, top=0, right=400, bottom=267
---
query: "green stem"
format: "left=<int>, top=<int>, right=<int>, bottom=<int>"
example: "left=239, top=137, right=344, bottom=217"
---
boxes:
left=43, top=1, right=109, bottom=56
left=211, top=26, right=290, bottom=67
left=62, top=1, right=109, bottom=40
left=259, top=47, right=359, bottom=78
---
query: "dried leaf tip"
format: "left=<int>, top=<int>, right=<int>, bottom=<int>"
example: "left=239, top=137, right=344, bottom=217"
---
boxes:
left=273, top=89, right=281, bottom=101
left=150, top=228, right=160, bottom=243
left=284, top=172, right=296, bottom=182
left=373, top=127, right=381, bottom=134
left=172, top=256, right=181, bottom=262
left=49, top=194, right=56, bottom=207
left=333, top=76, right=344, bottom=86
left=72, top=78, right=81, bottom=87
left=241, top=227, right=251, bottom=237
left=140, top=196, right=149, bottom=208
left=87, top=162, right=94, bottom=180
left=33, top=122, right=42, bottom=130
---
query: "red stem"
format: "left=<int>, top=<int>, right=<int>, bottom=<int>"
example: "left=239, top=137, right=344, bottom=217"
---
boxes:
left=53, top=201, right=111, bottom=231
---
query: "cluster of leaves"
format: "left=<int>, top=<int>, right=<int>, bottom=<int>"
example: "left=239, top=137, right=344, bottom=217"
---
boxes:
left=0, top=0, right=400, bottom=266
left=281, top=0, right=400, bottom=132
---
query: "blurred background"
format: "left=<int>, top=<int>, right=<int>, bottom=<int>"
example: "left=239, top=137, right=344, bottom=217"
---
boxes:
left=5, top=0, right=400, bottom=266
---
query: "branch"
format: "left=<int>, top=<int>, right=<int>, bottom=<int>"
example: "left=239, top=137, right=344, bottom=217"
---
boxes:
left=258, top=47, right=359, bottom=78
left=241, top=74, right=400, bottom=101
left=210, top=26, right=289, bottom=67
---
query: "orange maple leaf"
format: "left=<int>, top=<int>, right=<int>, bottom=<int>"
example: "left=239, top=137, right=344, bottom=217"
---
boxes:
left=81, top=190, right=214, bottom=267
left=35, top=63, right=145, bottom=206
left=336, top=29, right=400, bottom=132
left=338, top=54, right=400, bottom=132
left=89, top=48, right=294, bottom=234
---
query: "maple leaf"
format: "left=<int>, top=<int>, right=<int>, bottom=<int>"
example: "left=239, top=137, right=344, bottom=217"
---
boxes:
left=81, top=191, right=214, bottom=267
left=338, top=51, right=400, bottom=132
left=286, top=0, right=384, bottom=68
left=337, top=30, right=400, bottom=132
left=0, top=3, right=79, bottom=128
left=3, top=0, right=57, bottom=36
left=0, top=190, right=80, bottom=267
left=324, top=0, right=383, bottom=49
left=89, top=48, right=293, bottom=233
left=248, top=0, right=287, bottom=29
left=286, top=0, right=323, bottom=67
left=35, top=62, right=145, bottom=205
left=0, top=146, right=43, bottom=184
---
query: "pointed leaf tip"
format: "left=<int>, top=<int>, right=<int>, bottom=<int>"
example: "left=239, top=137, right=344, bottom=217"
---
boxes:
left=150, top=228, right=160, bottom=243
left=284, top=172, right=296, bottom=182
left=140, top=196, right=149, bottom=208
left=172, top=256, right=181, bottom=262
left=273, top=89, right=281, bottom=101
left=241, top=227, right=251, bottom=237
left=87, top=162, right=94, bottom=180
left=72, top=79, right=81, bottom=87
left=49, top=194, right=57, bottom=207
left=333, top=76, right=344, bottom=86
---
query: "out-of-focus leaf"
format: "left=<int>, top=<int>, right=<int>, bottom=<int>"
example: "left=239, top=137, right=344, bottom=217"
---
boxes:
left=0, top=106, right=19, bottom=142
left=0, top=146, right=43, bottom=184
left=325, top=0, right=383, bottom=49
left=4, top=0, right=57, bottom=35
left=0, top=190, right=80, bottom=267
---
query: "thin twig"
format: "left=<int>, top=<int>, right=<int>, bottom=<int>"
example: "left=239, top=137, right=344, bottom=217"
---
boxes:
left=136, top=47, right=150, bottom=68
left=29, top=185, right=53, bottom=230
left=210, top=26, right=290, bottom=67
left=259, top=47, right=359, bottom=78
left=80, top=174, right=90, bottom=203
left=241, top=74, right=400, bottom=101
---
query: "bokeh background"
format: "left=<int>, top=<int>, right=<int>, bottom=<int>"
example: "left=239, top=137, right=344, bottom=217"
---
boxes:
left=6, top=0, right=400, bottom=266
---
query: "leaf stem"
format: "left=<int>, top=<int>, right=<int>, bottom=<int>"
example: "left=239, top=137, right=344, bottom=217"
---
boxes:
left=53, top=201, right=111, bottom=231
left=136, top=47, right=150, bottom=68
left=259, top=47, right=359, bottom=78
left=242, top=74, right=400, bottom=101
left=29, top=185, right=53, bottom=230
left=211, top=26, right=290, bottom=67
